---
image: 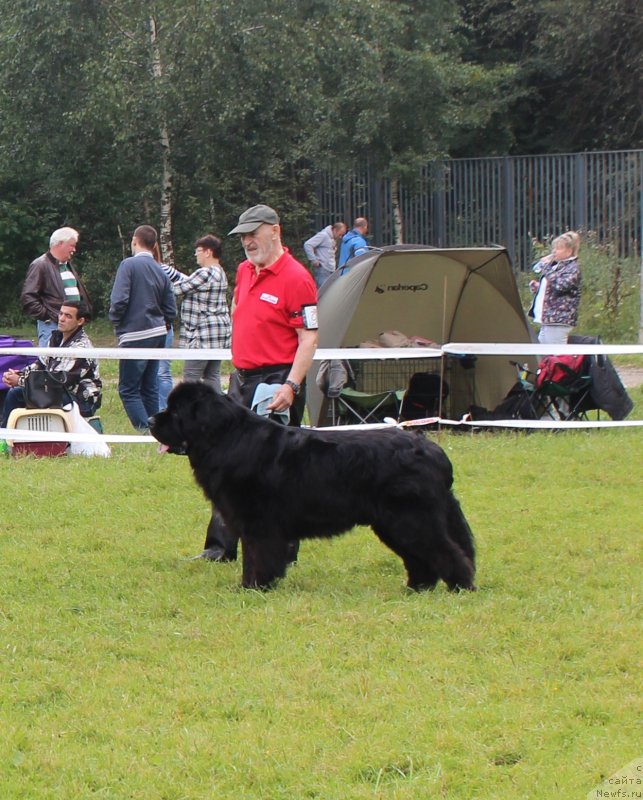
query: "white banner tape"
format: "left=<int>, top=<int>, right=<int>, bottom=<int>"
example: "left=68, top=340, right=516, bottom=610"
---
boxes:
left=2, top=415, right=642, bottom=446
left=442, top=342, right=643, bottom=356
left=2, top=342, right=639, bottom=444
left=1, top=346, right=444, bottom=360
left=1, top=342, right=641, bottom=360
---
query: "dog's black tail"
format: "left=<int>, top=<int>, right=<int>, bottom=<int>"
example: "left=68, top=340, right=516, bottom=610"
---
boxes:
left=446, top=493, right=476, bottom=589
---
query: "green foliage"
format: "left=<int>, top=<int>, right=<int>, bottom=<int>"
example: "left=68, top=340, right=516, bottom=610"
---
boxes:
left=459, top=0, right=643, bottom=152
left=0, top=0, right=639, bottom=326
left=0, top=425, right=641, bottom=798
left=0, top=198, right=57, bottom=325
left=0, top=0, right=515, bottom=312
left=575, top=236, right=641, bottom=342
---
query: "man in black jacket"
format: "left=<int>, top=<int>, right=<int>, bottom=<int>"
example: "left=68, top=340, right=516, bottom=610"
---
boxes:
left=109, top=225, right=176, bottom=431
left=21, top=227, right=91, bottom=347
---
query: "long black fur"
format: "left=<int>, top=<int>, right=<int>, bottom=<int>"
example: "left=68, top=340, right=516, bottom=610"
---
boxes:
left=149, top=382, right=476, bottom=592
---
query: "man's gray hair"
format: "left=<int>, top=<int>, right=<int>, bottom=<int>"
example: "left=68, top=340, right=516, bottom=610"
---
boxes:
left=50, top=227, right=79, bottom=247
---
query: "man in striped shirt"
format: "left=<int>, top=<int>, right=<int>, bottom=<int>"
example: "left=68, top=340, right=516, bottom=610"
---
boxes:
left=21, top=227, right=92, bottom=347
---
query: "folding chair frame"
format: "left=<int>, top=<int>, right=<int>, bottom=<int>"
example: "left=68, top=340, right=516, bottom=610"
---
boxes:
left=334, top=387, right=404, bottom=425
left=536, top=375, right=597, bottom=421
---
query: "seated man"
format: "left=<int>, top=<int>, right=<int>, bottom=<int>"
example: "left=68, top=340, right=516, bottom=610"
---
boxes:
left=1, top=301, right=102, bottom=426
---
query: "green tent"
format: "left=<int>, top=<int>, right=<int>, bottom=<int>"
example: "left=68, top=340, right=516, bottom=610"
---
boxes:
left=307, top=245, right=536, bottom=426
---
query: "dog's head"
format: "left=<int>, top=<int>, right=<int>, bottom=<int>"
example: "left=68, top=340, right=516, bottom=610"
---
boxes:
left=149, top=381, right=232, bottom=454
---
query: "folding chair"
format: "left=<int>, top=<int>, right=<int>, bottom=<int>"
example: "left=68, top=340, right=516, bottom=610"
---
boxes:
left=534, top=357, right=597, bottom=421
left=5, top=408, right=72, bottom=456
left=336, top=387, right=404, bottom=424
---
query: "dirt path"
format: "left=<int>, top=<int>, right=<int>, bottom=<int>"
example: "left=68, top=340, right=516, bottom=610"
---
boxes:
left=617, top=368, right=643, bottom=388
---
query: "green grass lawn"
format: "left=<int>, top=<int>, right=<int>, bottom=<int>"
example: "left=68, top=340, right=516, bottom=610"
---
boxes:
left=1, top=322, right=642, bottom=798
left=1, top=415, right=641, bottom=798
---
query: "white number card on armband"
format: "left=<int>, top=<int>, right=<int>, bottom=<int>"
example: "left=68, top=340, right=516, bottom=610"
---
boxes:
left=301, top=304, right=318, bottom=329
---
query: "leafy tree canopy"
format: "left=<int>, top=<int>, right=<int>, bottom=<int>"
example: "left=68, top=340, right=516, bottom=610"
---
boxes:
left=0, top=0, right=639, bottom=319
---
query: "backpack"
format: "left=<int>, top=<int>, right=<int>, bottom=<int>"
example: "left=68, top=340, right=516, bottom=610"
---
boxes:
left=468, top=381, right=540, bottom=421
left=535, top=354, right=586, bottom=389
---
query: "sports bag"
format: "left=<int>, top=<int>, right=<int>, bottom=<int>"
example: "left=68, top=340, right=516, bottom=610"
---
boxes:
left=468, top=381, right=540, bottom=421
left=535, top=354, right=585, bottom=389
left=0, top=336, right=34, bottom=389
left=23, top=370, right=72, bottom=409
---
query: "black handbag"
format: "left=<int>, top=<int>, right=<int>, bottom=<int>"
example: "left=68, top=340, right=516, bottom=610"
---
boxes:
left=23, top=370, right=72, bottom=410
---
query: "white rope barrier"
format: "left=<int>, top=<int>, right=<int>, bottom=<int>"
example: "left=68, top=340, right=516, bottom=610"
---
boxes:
left=400, top=417, right=643, bottom=430
left=442, top=342, right=643, bottom=356
left=2, top=345, right=445, bottom=360
left=0, top=428, right=153, bottom=443
left=1, top=342, right=640, bottom=446
left=3, top=342, right=643, bottom=360
left=2, top=414, right=642, bottom=446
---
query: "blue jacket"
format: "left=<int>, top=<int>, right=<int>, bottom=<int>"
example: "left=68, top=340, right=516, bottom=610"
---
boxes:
left=109, top=252, right=176, bottom=344
left=338, top=229, right=368, bottom=268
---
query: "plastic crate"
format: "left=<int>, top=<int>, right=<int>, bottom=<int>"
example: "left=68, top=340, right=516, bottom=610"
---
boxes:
left=6, top=408, right=72, bottom=458
left=12, top=441, right=68, bottom=457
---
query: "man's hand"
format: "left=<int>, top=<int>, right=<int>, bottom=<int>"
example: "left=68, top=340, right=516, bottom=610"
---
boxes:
left=267, top=383, right=295, bottom=412
left=2, top=369, right=20, bottom=387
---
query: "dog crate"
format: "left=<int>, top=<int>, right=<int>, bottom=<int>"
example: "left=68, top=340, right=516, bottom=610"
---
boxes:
left=350, top=356, right=477, bottom=420
left=6, top=408, right=71, bottom=457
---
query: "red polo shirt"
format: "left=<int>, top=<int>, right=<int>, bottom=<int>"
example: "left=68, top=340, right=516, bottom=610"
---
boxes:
left=231, top=248, right=317, bottom=370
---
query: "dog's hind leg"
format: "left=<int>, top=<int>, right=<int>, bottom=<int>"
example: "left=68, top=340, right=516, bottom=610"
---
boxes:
left=240, top=535, right=291, bottom=590
left=440, top=495, right=476, bottom=592
left=374, top=510, right=475, bottom=592
left=372, top=519, right=441, bottom=591
left=445, top=494, right=475, bottom=565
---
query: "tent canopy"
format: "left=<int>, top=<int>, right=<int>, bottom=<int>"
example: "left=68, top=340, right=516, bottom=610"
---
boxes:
left=307, top=245, right=536, bottom=425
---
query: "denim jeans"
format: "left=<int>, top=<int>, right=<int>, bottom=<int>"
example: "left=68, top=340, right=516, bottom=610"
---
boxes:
left=1, top=387, right=27, bottom=427
left=313, top=266, right=334, bottom=290
left=157, top=328, right=174, bottom=411
left=118, top=335, right=166, bottom=431
left=37, top=320, right=58, bottom=348
left=0, top=386, right=92, bottom=427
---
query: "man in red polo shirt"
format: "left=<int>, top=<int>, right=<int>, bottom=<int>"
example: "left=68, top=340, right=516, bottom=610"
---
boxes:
left=228, top=203, right=318, bottom=422
left=196, top=203, right=318, bottom=561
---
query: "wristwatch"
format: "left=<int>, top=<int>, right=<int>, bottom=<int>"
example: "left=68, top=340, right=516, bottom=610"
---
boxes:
left=284, top=379, right=301, bottom=396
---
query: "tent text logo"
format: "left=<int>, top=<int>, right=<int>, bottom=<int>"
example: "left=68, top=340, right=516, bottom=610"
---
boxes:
left=375, top=282, right=429, bottom=294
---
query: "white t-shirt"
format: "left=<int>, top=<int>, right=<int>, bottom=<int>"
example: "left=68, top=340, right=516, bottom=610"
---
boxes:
left=533, top=277, right=547, bottom=324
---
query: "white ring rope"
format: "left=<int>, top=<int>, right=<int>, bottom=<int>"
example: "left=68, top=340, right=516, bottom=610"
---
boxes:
left=1, top=343, right=641, bottom=442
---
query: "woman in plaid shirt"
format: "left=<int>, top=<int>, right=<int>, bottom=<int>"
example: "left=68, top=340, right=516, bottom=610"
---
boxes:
left=173, top=235, right=231, bottom=394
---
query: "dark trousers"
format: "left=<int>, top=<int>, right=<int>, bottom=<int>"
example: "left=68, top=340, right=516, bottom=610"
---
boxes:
left=203, top=365, right=304, bottom=560
left=118, top=335, right=166, bottom=431
left=1, top=386, right=93, bottom=427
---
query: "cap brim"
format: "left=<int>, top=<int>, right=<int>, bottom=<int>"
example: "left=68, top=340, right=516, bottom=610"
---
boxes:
left=228, top=221, right=263, bottom=235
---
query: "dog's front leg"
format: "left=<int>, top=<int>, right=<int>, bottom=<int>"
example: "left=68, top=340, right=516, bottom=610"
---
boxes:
left=240, top=535, right=291, bottom=590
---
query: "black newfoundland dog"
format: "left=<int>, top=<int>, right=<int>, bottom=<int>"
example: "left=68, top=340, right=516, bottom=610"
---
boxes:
left=150, top=382, right=476, bottom=592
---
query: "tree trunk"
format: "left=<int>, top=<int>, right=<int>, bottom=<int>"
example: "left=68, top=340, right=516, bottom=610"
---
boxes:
left=392, top=175, right=403, bottom=244
left=149, top=16, right=175, bottom=267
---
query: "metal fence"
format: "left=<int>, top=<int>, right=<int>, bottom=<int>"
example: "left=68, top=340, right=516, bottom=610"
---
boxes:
left=313, top=150, right=643, bottom=270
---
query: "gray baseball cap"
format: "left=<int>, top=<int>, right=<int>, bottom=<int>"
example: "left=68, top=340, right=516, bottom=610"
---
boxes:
left=228, top=204, right=280, bottom=235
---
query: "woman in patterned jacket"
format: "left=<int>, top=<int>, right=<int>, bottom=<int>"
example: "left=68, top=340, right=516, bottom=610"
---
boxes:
left=529, top=231, right=582, bottom=344
left=172, top=235, right=231, bottom=394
